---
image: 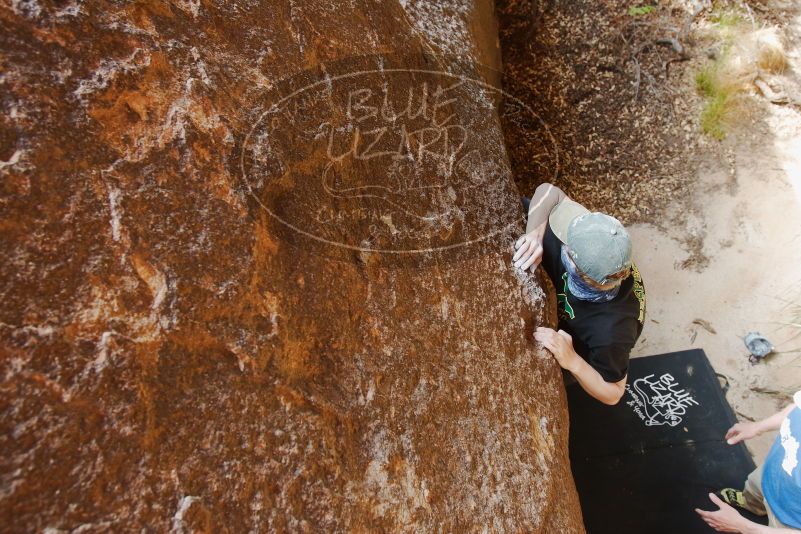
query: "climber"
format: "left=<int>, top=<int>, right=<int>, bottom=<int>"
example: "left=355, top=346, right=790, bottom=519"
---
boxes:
left=514, top=182, right=646, bottom=405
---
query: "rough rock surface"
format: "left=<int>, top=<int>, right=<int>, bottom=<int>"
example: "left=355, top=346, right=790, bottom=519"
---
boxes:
left=496, top=0, right=697, bottom=225
left=1, top=0, right=584, bottom=531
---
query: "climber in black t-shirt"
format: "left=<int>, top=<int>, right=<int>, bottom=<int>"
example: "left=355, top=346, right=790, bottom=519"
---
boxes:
left=514, top=183, right=646, bottom=405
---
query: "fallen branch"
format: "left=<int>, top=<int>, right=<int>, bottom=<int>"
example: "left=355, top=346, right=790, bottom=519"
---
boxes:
left=751, top=386, right=793, bottom=400
left=754, top=77, right=789, bottom=104
left=692, top=318, right=717, bottom=334
left=680, top=0, right=710, bottom=41
left=656, top=37, right=686, bottom=57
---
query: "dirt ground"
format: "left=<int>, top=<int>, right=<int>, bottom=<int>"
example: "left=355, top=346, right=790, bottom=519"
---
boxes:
left=500, top=0, right=801, bottom=464
left=630, top=0, right=801, bottom=462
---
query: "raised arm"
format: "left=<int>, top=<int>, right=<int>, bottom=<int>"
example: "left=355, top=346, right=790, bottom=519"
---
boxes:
left=514, top=183, right=568, bottom=271
left=525, top=182, right=567, bottom=235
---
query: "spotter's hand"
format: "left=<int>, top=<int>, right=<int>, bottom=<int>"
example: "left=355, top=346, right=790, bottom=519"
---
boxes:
left=534, top=327, right=580, bottom=372
left=513, top=232, right=543, bottom=272
left=724, top=422, right=760, bottom=445
left=695, top=493, right=748, bottom=532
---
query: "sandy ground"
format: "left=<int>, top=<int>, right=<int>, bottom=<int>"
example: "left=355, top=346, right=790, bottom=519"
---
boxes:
left=629, top=2, right=801, bottom=462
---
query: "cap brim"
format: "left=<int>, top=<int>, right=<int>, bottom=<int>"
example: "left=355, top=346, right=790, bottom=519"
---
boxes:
left=548, top=198, right=590, bottom=243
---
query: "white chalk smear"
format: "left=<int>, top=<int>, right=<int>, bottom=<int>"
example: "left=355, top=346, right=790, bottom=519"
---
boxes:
left=0, top=150, right=22, bottom=170
left=172, top=496, right=201, bottom=534
left=108, top=187, right=122, bottom=242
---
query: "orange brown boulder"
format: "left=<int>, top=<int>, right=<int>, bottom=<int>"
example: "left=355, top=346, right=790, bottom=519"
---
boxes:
left=0, top=1, right=584, bottom=531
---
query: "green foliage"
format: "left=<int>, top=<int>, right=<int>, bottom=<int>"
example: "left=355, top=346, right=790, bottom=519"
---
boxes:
left=710, top=7, right=743, bottom=28
left=695, top=64, right=736, bottom=140
left=627, top=5, right=656, bottom=16
left=700, top=91, right=731, bottom=140
left=695, top=68, right=716, bottom=98
left=693, top=4, right=744, bottom=141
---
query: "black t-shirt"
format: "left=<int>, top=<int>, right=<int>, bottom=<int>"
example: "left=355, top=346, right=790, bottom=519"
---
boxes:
left=541, top=224, right=646, bottom=382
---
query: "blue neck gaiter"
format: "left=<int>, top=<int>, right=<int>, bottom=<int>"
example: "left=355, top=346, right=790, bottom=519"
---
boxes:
left=561, top=246, right=620, bottom=303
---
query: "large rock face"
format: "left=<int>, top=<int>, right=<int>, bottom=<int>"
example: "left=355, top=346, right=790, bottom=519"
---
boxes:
left=1, top=1, right=584, bottom=531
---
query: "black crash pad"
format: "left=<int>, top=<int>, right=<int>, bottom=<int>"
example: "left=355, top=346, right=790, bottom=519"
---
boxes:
left=568, top=349, right=764, bottom=534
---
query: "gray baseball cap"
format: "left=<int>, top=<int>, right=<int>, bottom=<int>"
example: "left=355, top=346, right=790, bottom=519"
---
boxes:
left=549, top=199, right=632, bottom=284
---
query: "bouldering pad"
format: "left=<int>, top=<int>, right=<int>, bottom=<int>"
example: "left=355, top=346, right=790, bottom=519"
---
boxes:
left=568, top=349, right=765, bottom=534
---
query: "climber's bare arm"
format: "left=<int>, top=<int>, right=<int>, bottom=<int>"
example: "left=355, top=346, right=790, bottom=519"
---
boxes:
left=569, top=355, right=627, bottom=406
left=514, top=183, right=568, bottom=271
left=534, top=327, right=626, bottom=406
left=524, top=183, right=567, bottom=235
